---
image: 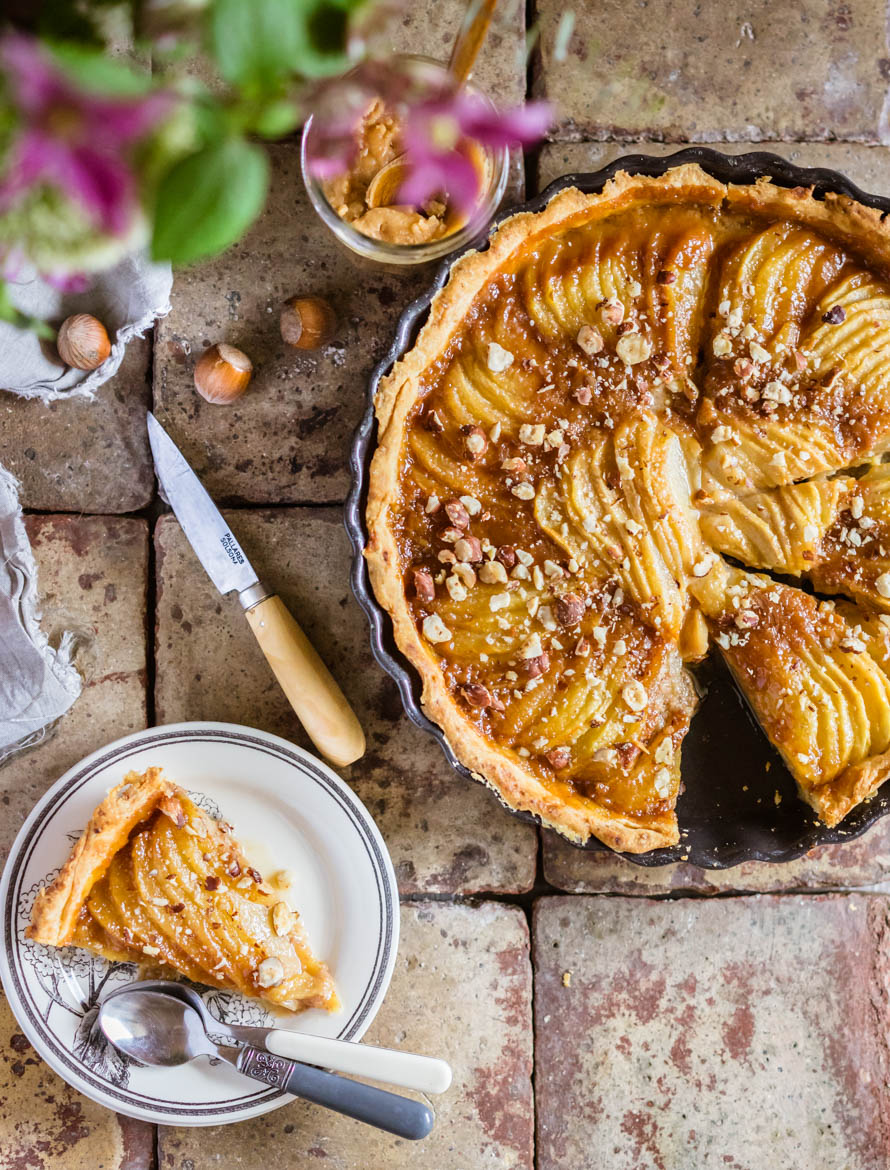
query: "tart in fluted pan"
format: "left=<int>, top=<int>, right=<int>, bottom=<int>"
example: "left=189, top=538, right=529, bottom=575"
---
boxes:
left=28, top=768, right=338, bottom=1013
left=366, top=163, right=890, bottom=853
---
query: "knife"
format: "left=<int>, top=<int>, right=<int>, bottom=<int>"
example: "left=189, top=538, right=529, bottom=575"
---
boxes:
left=146, top=412, right=365, bottom=767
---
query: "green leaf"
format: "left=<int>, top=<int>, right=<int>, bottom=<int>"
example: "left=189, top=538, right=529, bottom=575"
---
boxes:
left=47, top=42, right=154, bottom=95
left=208, top=0, right=360, bottom=90
left=210, top=0, right=305, bottom=90
left=150, top=137, right=269, bottom=265
left=252, top=99, right=301, bottom=138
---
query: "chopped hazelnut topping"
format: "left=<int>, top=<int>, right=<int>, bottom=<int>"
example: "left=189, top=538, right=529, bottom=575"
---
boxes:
left=822, top=305, right=846, bottom=325
left=454, top=535, right=483, bottom=563
left=519, top=423, right=546, bottom=446
left=413, top=568, right=435, bottom=604
left=271, top=901, right=296, bottom=936
left=576, top=325, right=604, bottom=355
left=616, top=333, right=652, bottom=365
left=501, top=456, right=528, bottom=474
left=546, top=747, right=571, bottom=769
left=656, top=269, right=677, bottom=285
left=622, top=681, right=648, bottom=712
left=512, top=482, right=536, bottom=500
left=461, top=683, right=504, bottom=711
left=463, top=426, right=488, bottom=459
left=749, top=341, right=770, bottom=363
left=712, top=334, right=732, bottom=357
left=526, top=652, right=550, bottom=678
left=422, top=614, right=452, bottom=642
left=204, top=874, right=221, bottom=891
left=479, top=561, right=508, bottom=584
left=599, top=298, right=625, bottom=326
left=445, top=575, right=467, bottom=602
left=444, top=498, right=470, bottom=529
left=496, top=544, right=517, bottom=569
left=555, top=593, right=585, bottom=626
left=487, top=341, right=514, bottom=372
left=876, top=572, right=890, bottom=598
left=453, top=562, right=477, bottom=588
left=256, top=957, right=285, bottom=989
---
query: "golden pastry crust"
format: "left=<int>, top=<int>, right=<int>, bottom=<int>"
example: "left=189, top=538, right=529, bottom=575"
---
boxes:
left=29, top=768, right=337, bottom=1014
left=29, top=767, right=177, bottom=946
left=366, top=164, right=890, bottom=851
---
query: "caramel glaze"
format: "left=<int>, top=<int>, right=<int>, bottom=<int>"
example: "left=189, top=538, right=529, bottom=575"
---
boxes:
left=389, top=198, right=890, bottom=821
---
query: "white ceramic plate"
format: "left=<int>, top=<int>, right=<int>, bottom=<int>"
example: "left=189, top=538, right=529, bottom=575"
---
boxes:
left=0, top=722, right=399, bottom=1126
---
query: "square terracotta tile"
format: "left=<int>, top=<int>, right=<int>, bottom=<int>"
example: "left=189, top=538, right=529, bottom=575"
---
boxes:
left=0, top=991, right=152, bottom=1170
left=532, top=0, right=890, bottom=143
left=0, top=516, right=149, bottom=865
left=154, top=508, right=537, bottom=894
left=159, top=900, right=533, bottom=1169
left=535, top=894, right=890, bottom=1169
left=0, top=340, right=153, bottom=513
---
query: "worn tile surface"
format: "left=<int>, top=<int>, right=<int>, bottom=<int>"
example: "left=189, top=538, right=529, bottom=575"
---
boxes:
left=543, top=826, right=890, bottom=895
left=533, top=0, right=890, bottom=143
left=0, top=340, right=153, bottom=514
left=537, top=140, right=890, bottom=192
left=0, top=516, right=149, bottom=864
left=535, top=894, right=890, bottom=1170
left=154, top=508, right=537, bottom=893
left=386, top=0, right=525, bottom=102
left=159, top=900, right=533, bottom=1169
left=0, top=991, right=153, bottom=1170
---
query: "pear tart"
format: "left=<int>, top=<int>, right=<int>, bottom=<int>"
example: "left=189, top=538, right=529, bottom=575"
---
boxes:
left=28, top=768, right=338, bottom=1013
left=367, top=164, right=890, bottom=852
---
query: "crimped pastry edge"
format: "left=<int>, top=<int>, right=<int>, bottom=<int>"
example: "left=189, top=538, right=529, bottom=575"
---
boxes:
left=28, top=767, right=177, bottom=945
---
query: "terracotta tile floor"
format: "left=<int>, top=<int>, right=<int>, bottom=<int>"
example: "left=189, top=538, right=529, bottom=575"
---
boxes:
left=4, top=6, right=890, bottom=1166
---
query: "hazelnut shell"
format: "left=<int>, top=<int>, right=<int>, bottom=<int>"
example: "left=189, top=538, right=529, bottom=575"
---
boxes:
left=194, top=343, right=253, bottom=404
left=56, top=314, right=111, bottom=371
left=280, top=296, right=336, bottom=350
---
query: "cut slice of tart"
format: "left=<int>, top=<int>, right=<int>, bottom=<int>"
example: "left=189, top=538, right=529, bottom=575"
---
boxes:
left=691, top=561, right=890, bottom=827
left=28, top=767, right=338, bottom=1014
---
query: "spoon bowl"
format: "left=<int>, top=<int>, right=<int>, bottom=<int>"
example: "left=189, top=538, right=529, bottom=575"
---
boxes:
left=99, top=990, right=216, bottom=1067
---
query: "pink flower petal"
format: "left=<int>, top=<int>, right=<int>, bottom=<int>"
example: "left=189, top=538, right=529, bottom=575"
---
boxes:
left=461, top=101, right=553, bottom=147
left=62, top=146, right=136, bottom=235
left=0, top=35, right=62, bottom=114
left=78, top=91, right=175, bottom=145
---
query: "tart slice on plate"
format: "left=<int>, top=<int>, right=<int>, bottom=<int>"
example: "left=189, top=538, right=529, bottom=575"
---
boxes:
left=27, top=767, right=338, bottom=1014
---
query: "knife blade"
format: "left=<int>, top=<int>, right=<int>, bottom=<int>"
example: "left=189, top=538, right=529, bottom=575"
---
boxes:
left=146, top=413, right=365, bottom=767
left=147, top=413, right=260, bottom=600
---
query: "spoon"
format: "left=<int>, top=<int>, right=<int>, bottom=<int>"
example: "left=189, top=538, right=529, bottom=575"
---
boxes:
left=104, top=979, right=451, bottom=1094
left=99, top=990, right=434, bottom=1141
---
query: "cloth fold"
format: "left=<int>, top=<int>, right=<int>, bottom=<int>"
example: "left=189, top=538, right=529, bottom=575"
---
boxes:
left=0, top=465, right=82, bottom=764
left=0, top=252, right=172, bottom=402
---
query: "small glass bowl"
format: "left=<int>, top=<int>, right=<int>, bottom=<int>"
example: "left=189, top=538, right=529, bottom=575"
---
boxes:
left=300, top=54, right=509, bottom=267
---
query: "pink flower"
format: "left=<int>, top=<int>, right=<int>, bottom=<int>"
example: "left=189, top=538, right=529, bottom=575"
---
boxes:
left=400, top=93, right=551, bottom=213
left=0, top=35, right=173, bottom=235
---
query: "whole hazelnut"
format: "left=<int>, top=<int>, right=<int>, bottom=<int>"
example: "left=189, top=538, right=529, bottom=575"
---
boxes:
left=56, top=314, right=111, bottom=370
left=280, top=296, right=337, bottom=350
left=194, top=343, right=253, bottom=404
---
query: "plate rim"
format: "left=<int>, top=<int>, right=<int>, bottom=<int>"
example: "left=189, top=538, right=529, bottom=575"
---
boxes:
left=0, top=720, right=400, bottom=1125
left=344, top=145, right=890, bottom=869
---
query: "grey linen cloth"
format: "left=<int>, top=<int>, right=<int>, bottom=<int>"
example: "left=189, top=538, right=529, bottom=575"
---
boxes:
left=0, top=252, right=172, bottom=402
left=0, top=254, right=171, bottom=761
left=0, top=465, right=82, bottom=764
